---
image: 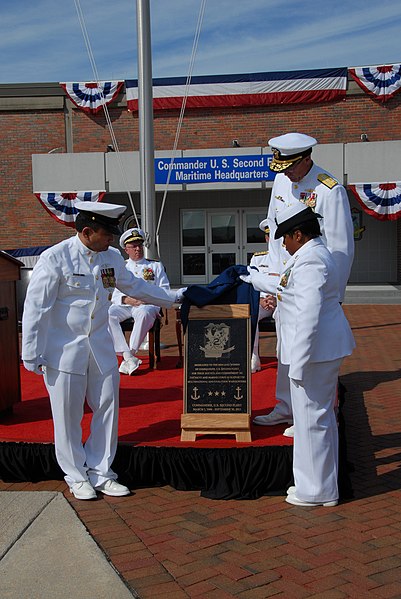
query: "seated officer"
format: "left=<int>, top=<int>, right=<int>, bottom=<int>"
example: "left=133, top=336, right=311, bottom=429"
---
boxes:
left=108, top=228, right=170, bottom=375
left=249, top=218, right=275, bottom=373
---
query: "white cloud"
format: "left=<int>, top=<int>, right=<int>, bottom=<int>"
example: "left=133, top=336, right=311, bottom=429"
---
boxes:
left=0, top=0, right=399, bottom=83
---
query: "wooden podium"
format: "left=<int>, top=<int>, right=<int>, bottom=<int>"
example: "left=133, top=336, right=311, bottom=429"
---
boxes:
left=181, top=304, right=251, bottom=442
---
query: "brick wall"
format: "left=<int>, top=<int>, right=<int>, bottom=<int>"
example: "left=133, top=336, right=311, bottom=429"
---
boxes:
left=152, top=93, right=401, bottom=149
left=1, top=91, right=400, bottom=253
left=73, top=92, right=401, bottom=153
left=0, top=110, right=74, bottom=249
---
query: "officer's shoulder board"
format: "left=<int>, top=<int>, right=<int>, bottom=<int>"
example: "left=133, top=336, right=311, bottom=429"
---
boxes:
left=253, top=250, right=269, bottom=257
left=145, top=258, right=160, bottom=263
left=317, top=173, right=338, bottom=189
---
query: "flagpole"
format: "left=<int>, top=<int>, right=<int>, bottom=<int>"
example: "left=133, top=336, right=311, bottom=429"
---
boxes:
left=136, top=0, right=158, bottom=259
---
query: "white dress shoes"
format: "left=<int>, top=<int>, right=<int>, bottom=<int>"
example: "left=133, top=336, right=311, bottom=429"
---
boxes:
left=253, top=410, right=293, bottom=426
left=251, top=355, right=261, bottom=373
left=119, top=356, right=142, bottom=375
left=285, top=494, right=338, bottom=507
left=69, top=481, right=97, bottom=500
left=96, top=480, right=130, bottom=497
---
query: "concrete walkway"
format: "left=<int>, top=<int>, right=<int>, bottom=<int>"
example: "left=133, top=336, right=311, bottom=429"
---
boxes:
left=1, top=304, right=401, bottom=598
left=0, top=491, right=134, bottom=599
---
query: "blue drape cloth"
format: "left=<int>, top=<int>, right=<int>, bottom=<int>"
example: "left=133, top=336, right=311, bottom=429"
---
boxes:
left=5, top=245, right=51, bottom=257
left=180, top=265, right=260, bottom=347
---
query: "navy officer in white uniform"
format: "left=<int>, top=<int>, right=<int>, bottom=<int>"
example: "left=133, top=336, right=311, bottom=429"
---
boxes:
left=22, top=202, right=181, bottom=500
left=249, top=218, right=275, bottom=373
left=108, top=228, right=170, bottom=375
left=242, top=203, right=355, bottom=506
left=254, top=132, right=354, bottom=429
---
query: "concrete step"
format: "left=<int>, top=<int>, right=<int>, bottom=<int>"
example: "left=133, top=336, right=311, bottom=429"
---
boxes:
left=344, top=285, right=401, bottom=304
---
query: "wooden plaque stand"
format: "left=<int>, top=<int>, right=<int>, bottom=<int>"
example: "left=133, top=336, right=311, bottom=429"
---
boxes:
left=181, top=304, right=251, bottom=443
left=181, top=413, right=251, bottom=442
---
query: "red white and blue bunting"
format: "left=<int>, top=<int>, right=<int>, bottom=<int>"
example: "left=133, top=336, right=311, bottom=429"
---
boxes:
left=349, top=183, right=401, bottom=221
left=125, top=67, right=347, bottom=111
left=34, top=191, right=106, bottom=227
left=60, top=81, right=123, bottom=113
left=349, top=65, right=401, bottom=102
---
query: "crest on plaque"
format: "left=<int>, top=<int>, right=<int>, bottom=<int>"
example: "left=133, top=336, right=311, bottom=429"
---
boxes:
left=200, top=323, right=235, bottom=358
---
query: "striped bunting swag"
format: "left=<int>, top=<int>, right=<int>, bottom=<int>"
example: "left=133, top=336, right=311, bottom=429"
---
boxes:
left=349, top=65, right=401, bottom=102
left=60, top=82, right=123, bottom=113
left=349, top=183, right=401, bottom=220
left=125, top=67, right=347, bottom=111
left=34, top=191, right=106, bottom=227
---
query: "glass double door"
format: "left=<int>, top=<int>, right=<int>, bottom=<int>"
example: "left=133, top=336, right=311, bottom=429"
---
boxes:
left=181, top=208, right=266, bottom=284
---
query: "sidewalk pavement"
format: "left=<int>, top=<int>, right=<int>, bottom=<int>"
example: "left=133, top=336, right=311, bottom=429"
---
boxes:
left=1, top=304, right=401, bottom=598
left=0, top=491, right=134, bottom=599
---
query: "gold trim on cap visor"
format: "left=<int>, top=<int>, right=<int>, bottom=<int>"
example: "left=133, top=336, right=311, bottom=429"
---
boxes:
left=124, top=234, right=144, bottom=244
left=269, top=150, right=305, bottom=172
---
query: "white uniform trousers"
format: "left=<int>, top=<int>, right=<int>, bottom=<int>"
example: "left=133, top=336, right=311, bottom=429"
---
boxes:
left=252, top=305, right=273, bottom=360
left=44, top=352, right=120, bottom=487
left=290, top=358, right=343, bottom=503
left=108, top=304, right=160, bottom=354
left=274, top=361, right=292, bottom=418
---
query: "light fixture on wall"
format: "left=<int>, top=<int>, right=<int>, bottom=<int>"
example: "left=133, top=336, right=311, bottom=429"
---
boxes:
left=360, top=133, right=369, bottom=142
left=232, top=139, right=241, bottom=148
left=47, top=147, right=64, bottom=154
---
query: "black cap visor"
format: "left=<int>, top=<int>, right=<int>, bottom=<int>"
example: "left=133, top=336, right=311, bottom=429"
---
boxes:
left=274, top=208, right=322, bottom=239
left=78, top=210, right=122, bottom=235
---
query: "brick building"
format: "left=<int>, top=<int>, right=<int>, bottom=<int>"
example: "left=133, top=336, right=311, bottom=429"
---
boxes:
left=1, top=75, right=400, bottom=289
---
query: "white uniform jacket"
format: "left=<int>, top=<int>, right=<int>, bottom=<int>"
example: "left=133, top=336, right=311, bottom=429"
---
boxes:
left=267, top=163, right=354, bottom=301
left=249, top=251, right=271, bottom=300
left=275, top=238, right=355, bottom=381
left=250, top=251, right=270, bottom=273
left=248, top=238, right=355, bottom=382
left=22, top=235, right=175, bottom=375
left=111, top=257, right=170, bottom=305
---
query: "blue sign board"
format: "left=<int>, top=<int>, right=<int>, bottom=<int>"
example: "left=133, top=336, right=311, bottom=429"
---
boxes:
left=154, top=154, right=275, bottom=185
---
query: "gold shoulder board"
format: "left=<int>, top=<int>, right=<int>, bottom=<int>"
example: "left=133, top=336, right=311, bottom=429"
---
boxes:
left=317, top=173, right=338, bottom=189
left=253, top=251, right=268, bottom=256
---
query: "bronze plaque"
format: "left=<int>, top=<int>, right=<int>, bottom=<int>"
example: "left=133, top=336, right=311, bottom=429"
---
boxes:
left=184, top=306, right=250, bottom=415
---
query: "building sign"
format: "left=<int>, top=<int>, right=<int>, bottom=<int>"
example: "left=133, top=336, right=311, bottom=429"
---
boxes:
left=155, top=154, right=275, bottom=185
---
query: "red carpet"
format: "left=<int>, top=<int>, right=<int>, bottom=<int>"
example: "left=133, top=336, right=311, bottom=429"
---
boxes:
left=0, top=356, right=292, bottom=448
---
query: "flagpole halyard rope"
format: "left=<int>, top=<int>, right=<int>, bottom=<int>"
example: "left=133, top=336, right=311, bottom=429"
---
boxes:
left=74, top=0, right=207, bottom=237
left=155, top=0, right=207, bottom=255
left=74, top=0, right=140, bottom=227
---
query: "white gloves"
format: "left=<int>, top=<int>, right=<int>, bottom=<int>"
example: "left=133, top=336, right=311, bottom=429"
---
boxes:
left=240, top=267, right=279, bottom=295
left=239, top=274, right=252, bottom=284
left=239, top=266, right=257, bottom=285
left=23, top=361, right=44, bottom=375
left=174, top=287, right=188, bottom=304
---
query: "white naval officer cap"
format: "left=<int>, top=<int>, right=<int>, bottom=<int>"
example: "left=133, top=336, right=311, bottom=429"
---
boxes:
left=274, top=202, right=322, bottom=240
left=119, top=227, right=146, bottom=248
left=258, top=218, right=270, bottom=233
left=74, top=201, right=126, bottom=234
left=268, top=133, right=317, bottom=172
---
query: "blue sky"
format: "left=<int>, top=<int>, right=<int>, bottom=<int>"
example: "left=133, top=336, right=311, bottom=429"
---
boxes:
left=1, top=0, right=400, bottom=84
